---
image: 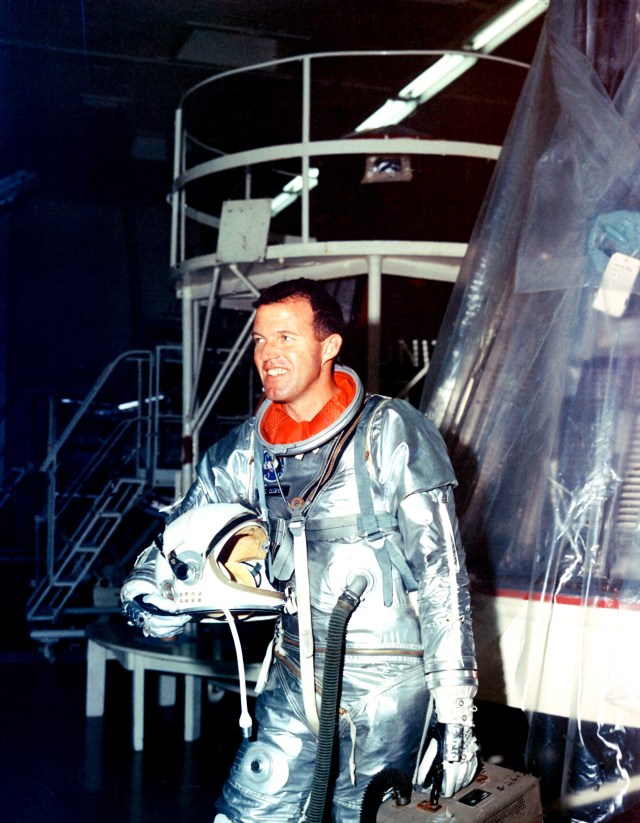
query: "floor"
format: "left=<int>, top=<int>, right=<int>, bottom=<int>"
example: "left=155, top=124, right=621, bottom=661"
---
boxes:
left=1, top=642, right=238, bottom=823
left=1, top=621, right=638, bottom=823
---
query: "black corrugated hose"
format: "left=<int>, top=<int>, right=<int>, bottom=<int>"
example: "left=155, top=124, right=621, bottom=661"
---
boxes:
left=304, top=575, right=368, bottom=823
left=359, top=768, right=413, bottom=823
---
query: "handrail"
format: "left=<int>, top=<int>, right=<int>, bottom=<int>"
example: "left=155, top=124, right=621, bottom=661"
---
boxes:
left=39, top=350, right=153, bottom=473
left=179, top=49, right=529, bottom=114
left=24, top=346, right=185, bottom=624
left=171, top=50, right=527, bottom=270
left=53, top=417, right=143, bottom=520
left=39, top=349, right=155, bottom=582
left=173, top=137, right=501, bottom=191
left=0, top=466, right=26, bottom=510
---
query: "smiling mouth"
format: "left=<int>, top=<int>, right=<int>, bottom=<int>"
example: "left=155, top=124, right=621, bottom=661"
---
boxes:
left=266, top=368, right=287, bottom=377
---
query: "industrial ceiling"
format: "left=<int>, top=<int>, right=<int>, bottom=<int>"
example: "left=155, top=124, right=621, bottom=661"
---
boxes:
left=0, top=0, right=549, bottom=411
left=1, top=1, right=546, bottom=179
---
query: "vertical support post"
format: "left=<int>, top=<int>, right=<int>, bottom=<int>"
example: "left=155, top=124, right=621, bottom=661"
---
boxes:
left=179, top=117, right=187, bottom=264
left=151, top=346, right=162, bottom=488
left=184, top=675, right=202, bottom=742
left=367, top=255, right=382, bottom=394
left=181, top=283, right=195, bottom=492
left=45, top=396, right=57, bottom=579
left=301, top=56, right=311, bottom=243
left=170, top=108, right=183, bottom=270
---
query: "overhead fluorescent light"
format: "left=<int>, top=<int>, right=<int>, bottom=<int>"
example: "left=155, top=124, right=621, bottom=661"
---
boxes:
left=355, top=53, right=476, bottom=132
left=357, top=0, right=548, bottom=134
left=117, top=395, right=165, bottom=412
left=271, top=167, right=319, bottom=216
left=400, top=52, right=477, bottom=100
left=355, top=99, right=419, bottom=133
left=465, top=0, right=549, bottom=53
left=271, top=0, right=548, bottom=214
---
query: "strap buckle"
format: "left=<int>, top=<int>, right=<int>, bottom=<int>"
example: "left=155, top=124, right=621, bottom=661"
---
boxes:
left=365, top=528, right=386, bottom=549
left=288, top=515, right=305, bottom=536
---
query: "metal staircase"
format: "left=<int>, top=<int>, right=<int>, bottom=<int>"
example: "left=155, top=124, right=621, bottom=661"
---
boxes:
left=25, top=347, right=183, bottom=630
left=26, top=476, right=147, bottom=622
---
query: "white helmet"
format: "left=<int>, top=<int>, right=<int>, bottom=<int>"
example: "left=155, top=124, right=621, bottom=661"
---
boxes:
left=155, top=502, right=284, bottom=622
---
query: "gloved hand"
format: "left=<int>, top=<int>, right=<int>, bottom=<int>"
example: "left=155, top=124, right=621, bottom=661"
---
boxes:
left=418, top=685, right=479, bottom=798
left=121, top=546, right=192, bottom=639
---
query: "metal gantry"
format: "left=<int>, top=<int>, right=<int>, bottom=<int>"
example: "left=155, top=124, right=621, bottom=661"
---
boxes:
left=170, top=51, right=528, bottom=483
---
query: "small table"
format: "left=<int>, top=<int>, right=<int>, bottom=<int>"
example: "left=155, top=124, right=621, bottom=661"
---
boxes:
left=85, top=620, right=261, bottom=751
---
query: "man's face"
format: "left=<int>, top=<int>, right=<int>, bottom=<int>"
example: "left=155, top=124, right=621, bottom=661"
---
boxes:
left=252, top=297, right=341, bottom=420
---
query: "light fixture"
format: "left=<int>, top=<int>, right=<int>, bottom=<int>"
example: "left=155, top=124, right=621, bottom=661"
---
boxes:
left=362, top=155, right=413, bottom=184
left=465, top=0, right=549, bottom=54
left=271, top=167, right=319, bottom=216
left=356, top=0, right=549, bottom=135
left=355, top=53, right=476, bottom=133
left=117, top=395, right=165, bottom=412
left=354, top=98, right=420, bottom=134
left=271, top=0, right=549, bottom=214
left=400, top=52, right=477, bottom=102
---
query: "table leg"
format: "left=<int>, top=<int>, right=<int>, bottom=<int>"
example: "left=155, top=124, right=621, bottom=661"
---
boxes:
left=183, top=675, right=202, bottom=742
left=158, top=675, right=177, bottom=707
left=86, top=639, right=107, bottom=717
left=132, top=655, right=145, bottom=751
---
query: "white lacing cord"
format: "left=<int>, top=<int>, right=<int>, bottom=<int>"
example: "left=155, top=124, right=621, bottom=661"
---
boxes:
left=222, top=606, right=253, bottom=738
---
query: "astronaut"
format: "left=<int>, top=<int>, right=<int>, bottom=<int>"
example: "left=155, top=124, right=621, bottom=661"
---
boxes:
left=121, top=277, right=478, bottom=823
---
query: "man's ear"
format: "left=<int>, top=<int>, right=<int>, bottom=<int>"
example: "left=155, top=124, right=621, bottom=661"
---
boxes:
left=322, top=333, right=343, bottom=364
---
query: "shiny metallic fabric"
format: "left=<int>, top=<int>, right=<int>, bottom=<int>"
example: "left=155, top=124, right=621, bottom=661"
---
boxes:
left=168, top=369, right=477, bottom=822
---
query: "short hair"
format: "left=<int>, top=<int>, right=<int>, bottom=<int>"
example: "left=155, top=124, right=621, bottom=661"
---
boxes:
left=253, top=277, right=345, bottom=340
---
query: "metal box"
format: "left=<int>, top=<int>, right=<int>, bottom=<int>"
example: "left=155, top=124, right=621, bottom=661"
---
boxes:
left=374, top=762, right=543, bottom=823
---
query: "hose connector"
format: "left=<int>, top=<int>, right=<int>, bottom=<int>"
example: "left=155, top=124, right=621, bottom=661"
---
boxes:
left=340, top=571, right=371, bottom=608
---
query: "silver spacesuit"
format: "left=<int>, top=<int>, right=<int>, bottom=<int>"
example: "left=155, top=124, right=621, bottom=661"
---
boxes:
left=148, top=366, right=478, bottom=823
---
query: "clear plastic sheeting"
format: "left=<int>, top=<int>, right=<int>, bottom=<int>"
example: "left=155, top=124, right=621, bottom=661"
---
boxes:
left=516, top=3, right=640, bottom=296
left=421, top=1, right=640, bottom=820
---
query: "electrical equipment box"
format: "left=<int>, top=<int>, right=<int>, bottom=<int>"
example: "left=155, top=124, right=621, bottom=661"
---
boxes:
left=375, top=763, right=543, bottom=823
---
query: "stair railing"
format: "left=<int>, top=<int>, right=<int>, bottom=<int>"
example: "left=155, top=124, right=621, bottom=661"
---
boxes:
left=38, top=350, right=154, bottom=589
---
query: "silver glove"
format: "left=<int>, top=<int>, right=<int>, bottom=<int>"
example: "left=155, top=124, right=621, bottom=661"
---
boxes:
left=418, top=684, right=479, bottom=798
left=121, top=545, right=192, bottom=638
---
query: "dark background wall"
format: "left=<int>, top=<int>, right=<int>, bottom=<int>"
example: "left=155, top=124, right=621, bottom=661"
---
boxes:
left=2, top=86, right=179, bottom=468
